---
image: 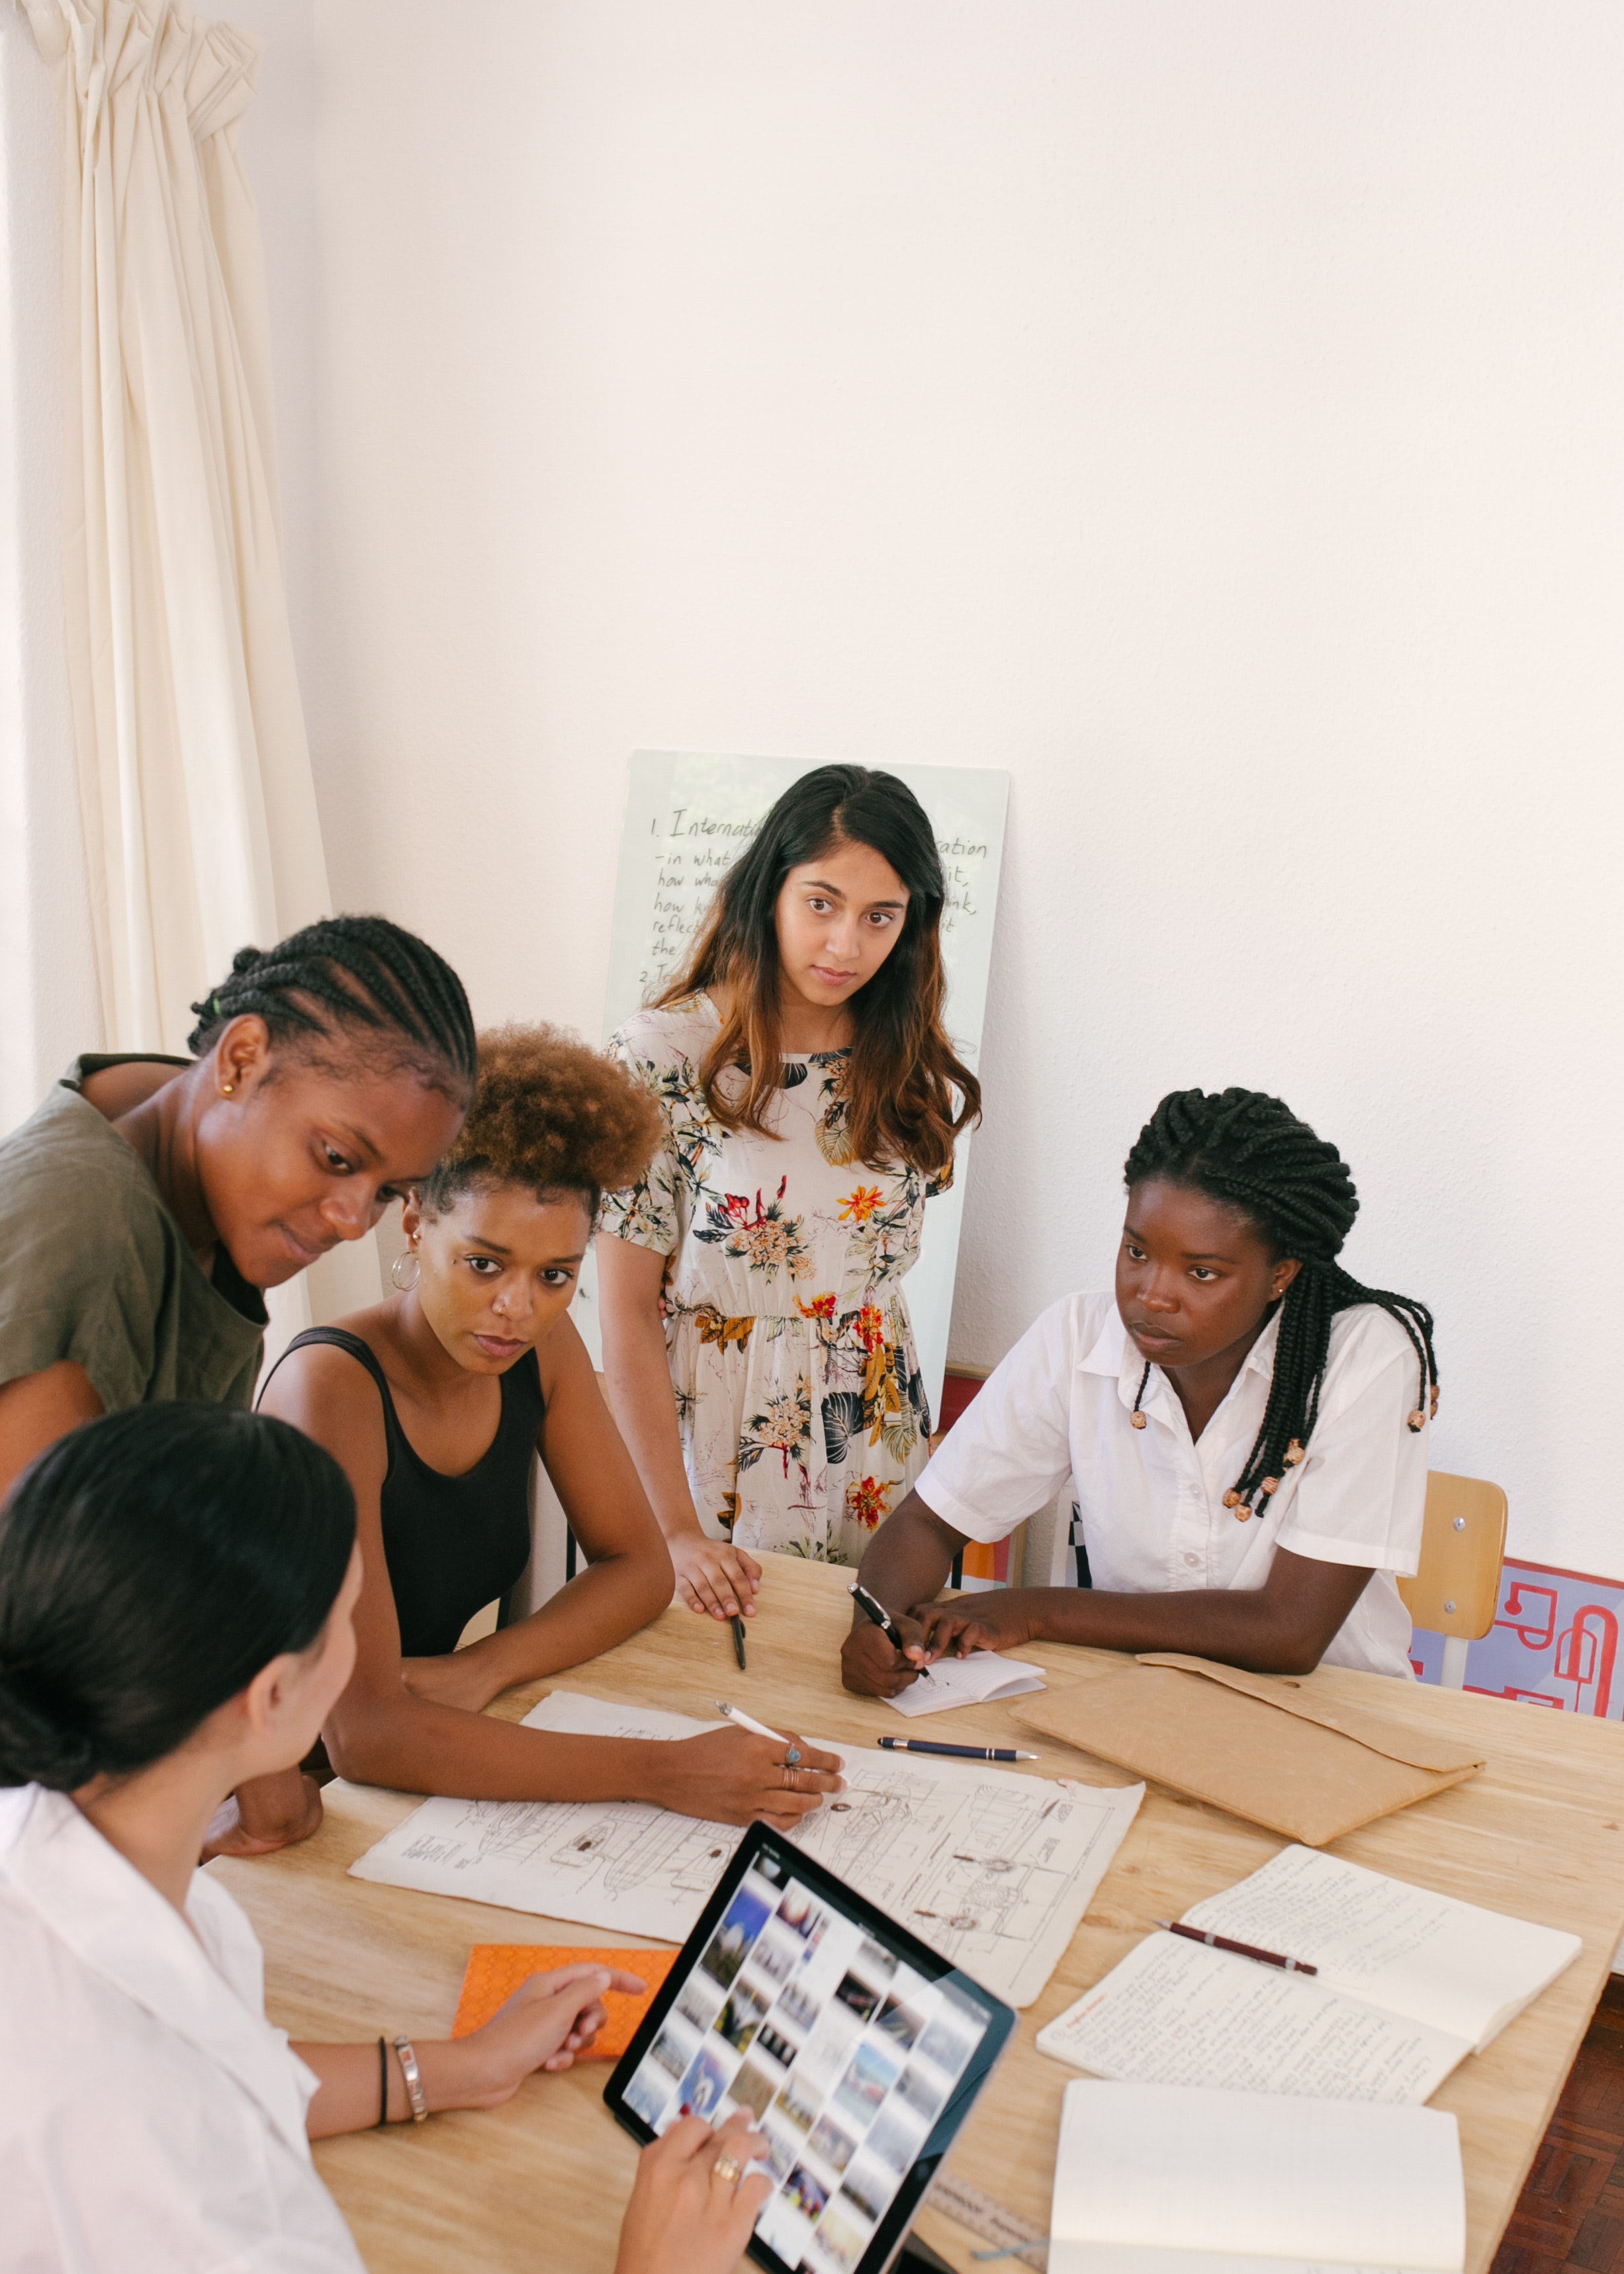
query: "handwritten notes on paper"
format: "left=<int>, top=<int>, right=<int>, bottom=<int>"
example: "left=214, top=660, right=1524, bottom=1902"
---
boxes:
left=1036, top=1931, right=1467, bottom=2106
left=348, top=1690, right=1140, bottom=2007
left=1037, top=1844, right=1580, bottom=2107
left=1180, top=1842, right=1581, bottom=2053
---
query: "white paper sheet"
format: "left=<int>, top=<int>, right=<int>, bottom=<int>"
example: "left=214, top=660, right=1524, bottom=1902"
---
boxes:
left=347, top=1690, right=1143, bottom=2005
left=886, top=1651, right=1047, bottom=1718
left=1180, top=1844, right=1581, bottom=2054
left=1049, top=2080, right=1465, bottom=2272
left=1036, top=1932, right=1468, bottom=2104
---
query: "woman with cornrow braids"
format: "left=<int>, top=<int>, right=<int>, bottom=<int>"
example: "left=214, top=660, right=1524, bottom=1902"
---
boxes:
left=0, top=915, right=476, bottom=1852
left=842, top=1087, right=1437, bottom=1694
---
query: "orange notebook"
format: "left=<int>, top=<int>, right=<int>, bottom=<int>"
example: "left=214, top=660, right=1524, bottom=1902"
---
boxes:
left=451, top=1944, right=679, bottom=2058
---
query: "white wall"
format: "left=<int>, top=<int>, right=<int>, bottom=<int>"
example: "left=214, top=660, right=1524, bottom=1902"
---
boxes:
left=244, top=2, right=1622, bottom=1574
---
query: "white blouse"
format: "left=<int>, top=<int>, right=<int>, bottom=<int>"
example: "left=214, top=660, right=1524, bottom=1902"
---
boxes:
left=915, top=1296, right=1429, bottom=1678
left=0, top=1783, right=363, bottom=2273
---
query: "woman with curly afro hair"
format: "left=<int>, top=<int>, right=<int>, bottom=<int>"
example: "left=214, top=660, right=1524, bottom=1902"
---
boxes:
left=260, top=1026, right=842, bottom=1827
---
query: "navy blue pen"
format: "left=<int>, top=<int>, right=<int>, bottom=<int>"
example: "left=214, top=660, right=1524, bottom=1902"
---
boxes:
left=878, top=1737, right=1039, bottom=1762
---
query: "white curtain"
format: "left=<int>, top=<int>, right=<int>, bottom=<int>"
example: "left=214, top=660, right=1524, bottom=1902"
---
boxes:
left=23, top=0, right=330, bottom=1055
left=18, top=0, right=380, bottom=1341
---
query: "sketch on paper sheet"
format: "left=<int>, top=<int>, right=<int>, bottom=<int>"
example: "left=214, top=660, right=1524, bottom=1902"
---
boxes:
left=347, top=1692, right=1144, bottom=2007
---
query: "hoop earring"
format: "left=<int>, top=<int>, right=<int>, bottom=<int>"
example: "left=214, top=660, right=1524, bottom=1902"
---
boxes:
left=390, top=1248, right=420, bottom=1292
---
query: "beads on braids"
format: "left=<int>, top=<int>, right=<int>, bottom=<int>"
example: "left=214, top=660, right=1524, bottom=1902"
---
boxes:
left=1124, top=1087, right=1438, bottom=1521
left=187, top=915, right=476, bottom=1101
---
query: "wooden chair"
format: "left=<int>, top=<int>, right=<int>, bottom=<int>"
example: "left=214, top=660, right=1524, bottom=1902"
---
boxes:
left=1397, top=1471, right=1508, bottom=1689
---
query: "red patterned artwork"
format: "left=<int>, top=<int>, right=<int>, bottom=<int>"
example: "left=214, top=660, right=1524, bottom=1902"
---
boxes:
left=1411, top=1559, right=1624, bottom=1719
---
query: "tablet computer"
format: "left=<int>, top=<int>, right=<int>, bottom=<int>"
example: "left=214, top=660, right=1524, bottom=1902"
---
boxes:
left=604, top=1820, right=1016, bottom=2274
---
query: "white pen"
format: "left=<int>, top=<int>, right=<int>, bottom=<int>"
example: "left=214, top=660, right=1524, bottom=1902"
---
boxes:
left=714, top=1699, right=791, bottom=1745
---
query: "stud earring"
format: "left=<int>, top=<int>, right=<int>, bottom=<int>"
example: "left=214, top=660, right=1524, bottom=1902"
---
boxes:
left=220, top=1083, right=234, bottom=1096
left=390, top=1248, right=420, bottom=1292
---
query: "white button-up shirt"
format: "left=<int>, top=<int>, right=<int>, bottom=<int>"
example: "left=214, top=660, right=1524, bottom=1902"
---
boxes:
left=0, top=1782, right=364, bottom=2272
left=915, top=1296, right=1429, bottom=1678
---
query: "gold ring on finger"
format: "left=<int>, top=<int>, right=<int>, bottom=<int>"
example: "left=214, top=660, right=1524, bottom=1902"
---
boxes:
left=714, top=2154, right=745, bottom=2187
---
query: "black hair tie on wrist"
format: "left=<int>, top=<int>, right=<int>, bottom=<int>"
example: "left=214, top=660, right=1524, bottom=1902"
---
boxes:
left=377, top=2034, right=388, bottom=2127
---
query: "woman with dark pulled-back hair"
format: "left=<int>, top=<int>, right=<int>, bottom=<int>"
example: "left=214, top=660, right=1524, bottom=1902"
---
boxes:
left=842, top=1088, right=1439, bottom=1696
left=0, top=914, right=477, bottom=1856
left=0, top=1404, right=773, bottom=2274
left=598, top=766, right=981, bottom=1619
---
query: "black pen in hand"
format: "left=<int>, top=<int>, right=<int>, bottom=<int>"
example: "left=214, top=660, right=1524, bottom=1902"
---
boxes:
left=848, top=1582, right=932, bottom=1679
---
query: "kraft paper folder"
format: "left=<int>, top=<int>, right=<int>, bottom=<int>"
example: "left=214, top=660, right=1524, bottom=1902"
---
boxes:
left=1013, top=1653, right=1486, bottom=1845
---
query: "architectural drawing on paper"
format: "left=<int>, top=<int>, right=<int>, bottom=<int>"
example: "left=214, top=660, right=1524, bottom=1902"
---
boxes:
left=350, top=1692, right=1144, bottom=2005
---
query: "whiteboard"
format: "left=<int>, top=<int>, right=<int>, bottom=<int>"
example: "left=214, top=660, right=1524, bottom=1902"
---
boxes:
left=574, top=752, right=1008, bottom=1422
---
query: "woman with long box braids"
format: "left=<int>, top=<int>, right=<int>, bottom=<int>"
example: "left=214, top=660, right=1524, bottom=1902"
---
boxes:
left=841, top=1087, right=1438, bottom=1693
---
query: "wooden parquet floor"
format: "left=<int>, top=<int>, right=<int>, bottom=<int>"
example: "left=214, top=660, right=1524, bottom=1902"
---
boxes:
left=1494, top=1979, right=1624, bottom=2274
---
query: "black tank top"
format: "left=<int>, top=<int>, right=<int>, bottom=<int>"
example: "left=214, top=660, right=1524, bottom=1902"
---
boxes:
left=262, top=1327, right=544, bottom=1658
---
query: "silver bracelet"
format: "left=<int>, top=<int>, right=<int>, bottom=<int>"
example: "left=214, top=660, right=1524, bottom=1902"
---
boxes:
left=392, top=2035, right=428, bottom=2124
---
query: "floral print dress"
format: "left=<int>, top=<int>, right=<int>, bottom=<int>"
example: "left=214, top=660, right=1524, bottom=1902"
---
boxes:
left=601, top=993, right=950, bottom=1565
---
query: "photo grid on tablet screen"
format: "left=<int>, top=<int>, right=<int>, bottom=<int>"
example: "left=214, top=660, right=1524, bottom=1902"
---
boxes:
left=623, top=1856, right=991, bottom=2274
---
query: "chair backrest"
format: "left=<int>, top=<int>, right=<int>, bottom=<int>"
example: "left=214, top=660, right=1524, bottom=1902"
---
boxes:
left=1396, top=1471, right=1508, bottom=1641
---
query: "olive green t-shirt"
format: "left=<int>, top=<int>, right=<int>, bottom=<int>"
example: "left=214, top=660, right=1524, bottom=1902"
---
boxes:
left=0, top=1056, right=267, bottom=1414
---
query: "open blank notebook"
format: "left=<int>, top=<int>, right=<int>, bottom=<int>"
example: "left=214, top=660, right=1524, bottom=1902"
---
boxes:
left=886, top=1649, right=1047, bottom=1717
left=1049, top=2079, right=1465, bottom=2274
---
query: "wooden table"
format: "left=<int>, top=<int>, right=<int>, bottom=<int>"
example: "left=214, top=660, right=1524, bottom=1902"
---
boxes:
left=212, top=1557, right=1624, bottom=2273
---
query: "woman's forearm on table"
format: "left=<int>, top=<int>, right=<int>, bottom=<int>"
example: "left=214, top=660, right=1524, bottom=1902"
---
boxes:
left=298, top=2037, right=484, bottom=2137
left=324, top=1688, right=671, bottom=1803
left=1003, top=1563, right=1370, bottom=1676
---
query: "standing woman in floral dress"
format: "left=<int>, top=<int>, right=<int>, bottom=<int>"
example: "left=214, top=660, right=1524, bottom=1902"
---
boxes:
left=597, top=766, right=981, bottom=1620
